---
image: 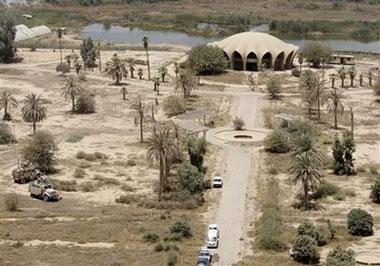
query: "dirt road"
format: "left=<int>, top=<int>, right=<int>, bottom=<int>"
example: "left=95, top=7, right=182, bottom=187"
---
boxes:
left=206, top=93, right=263, bottom=265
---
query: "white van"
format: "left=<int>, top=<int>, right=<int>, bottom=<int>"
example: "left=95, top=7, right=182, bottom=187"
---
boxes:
left=207, top=224, right=219, bottom=248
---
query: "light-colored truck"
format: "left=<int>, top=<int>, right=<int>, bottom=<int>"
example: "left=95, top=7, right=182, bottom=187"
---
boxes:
left=28, top=178, right=61, bottom=202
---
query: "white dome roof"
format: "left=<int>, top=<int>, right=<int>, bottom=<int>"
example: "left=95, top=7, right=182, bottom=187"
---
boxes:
left=211, top=32, right=298, bottom=71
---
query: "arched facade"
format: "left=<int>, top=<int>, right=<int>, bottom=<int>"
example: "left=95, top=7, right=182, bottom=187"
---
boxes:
left=211, top=32, right=298, bottom=72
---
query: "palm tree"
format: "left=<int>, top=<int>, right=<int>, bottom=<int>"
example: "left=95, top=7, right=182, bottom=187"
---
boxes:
left=142, top=36, right=151, bottom=80
left=153, top=77, right=160, bottom=95
left=120, top=87, right=128, bottom=100
left=337, top=67, right=346, bottom=88
left=175, top=69, right=198, bottom=102
left=137, top=68, right=143, bottom=80
left=132, top=96, right=152, bottom=143
left=146, top=128, right=177, bottom=201
left=348, top=66, right=357, bottom=87
left=61, top=76, right=82, bottom=112
left=129, top=63, right=135, bottom=79
left=104, top=53, right=128, bottom=85
left=327, top=88, right=344, bottom=130
left=300, top=70, right=319, bottom=118
left=0, top=89, right=18, bottom=121
left=290, top=151, right=323, bottom=209
left=21, top=93, right=47, bottom=135
left=159, top=66, right=168, bottom=83
left=57, top=28, right=64, bottom=75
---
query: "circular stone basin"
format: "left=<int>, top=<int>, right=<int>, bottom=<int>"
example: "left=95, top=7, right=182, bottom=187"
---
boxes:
left=356, top=251, right=380, bottom=265
left=213, top=129, right=267, bottom=145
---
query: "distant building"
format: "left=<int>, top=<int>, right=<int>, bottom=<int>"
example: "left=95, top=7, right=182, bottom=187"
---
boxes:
left=211, top=32, right=298, bottom=71
left=329, top=54, right=355, bottom=65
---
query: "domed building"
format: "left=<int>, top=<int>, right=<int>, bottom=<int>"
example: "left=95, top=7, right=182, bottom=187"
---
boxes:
left=211, top=32, right=298, bottom=71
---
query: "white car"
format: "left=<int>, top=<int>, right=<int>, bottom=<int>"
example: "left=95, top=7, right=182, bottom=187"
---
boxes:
left=207, top=224, right=219, bottom=248
left=212, top=176, right=223, bottom=188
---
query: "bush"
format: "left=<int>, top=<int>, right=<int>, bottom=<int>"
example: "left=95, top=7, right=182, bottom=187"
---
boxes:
left=292, top=235, right=320, bottom=264
left=312, top=181, right=340, bottom=199
left=4, top=194, right=19, bottom=211
left=347, top=209, right=373, bottom=236
left=371, top=177, right=380, bottom=203
left=143, top=233, right=159, bottom=243
left=264, top=128, right=291, bottom=153
left=78, top=70, right=87, bottom=81
left=52, top=180, right=77, bottom=192
left=66, top=132, right=83, bottom=143
left=115, top=194, right=138, bottom=204
left=163, top=95, right=186, bottom=117
left=258, top=207, right=286, bottom=251
left=73, top=168, right=86, bottom=178
left=170, top=219, right=192, bottom=238
left=22, top=131, right=57, bottom=174
left=75, top=91, right=95, bottom=114
left=178, top=161, right=204, bottom=195
left=326, top=246, right=355, bottom=266
left=187, top=45, right=229, bottom=75
left=154, top=243, right=164, bottom=252
left=297, top=222, right=330, bottom=246
left=232, top=117, right=245, bottom=130
left=0, top=122, right=16, bottom=144
left=301, top=41, right=332, bottom=68
left=369, top=165, right=379, bottom=175
left=166, top=251, right=177, bottom=266
left=79, top=181, right=97, bottom=192
left=332, top=132, right=356, bottom=176
left=266, top=76, right=281, bottom=99
left=291, top=69, right=301, bottom=77
left=56, top=62, right=70, bottom=74
left=76, top=151, right=86, bottom=159
left=0, top=16, right=16, bottom=64
left=187, top=137, right=207, bottom=172
left=120, top=184, right=134, bottom=192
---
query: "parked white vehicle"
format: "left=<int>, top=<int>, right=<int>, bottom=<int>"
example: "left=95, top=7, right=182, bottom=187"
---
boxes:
left=212, top=175, right=223, bottom=188
left=207, top=224, right=219, bottom=248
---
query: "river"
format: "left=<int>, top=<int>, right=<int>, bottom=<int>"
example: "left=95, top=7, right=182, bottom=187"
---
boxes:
left=82, top=23, right=380, bottom=53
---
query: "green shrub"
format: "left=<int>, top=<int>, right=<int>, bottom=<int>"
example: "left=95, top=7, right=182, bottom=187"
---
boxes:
left=56, top=62, right=70, bottom=74
left=166, top=251, right=177, bottom=266
left=154, top=243, right=164, bottom=252
left=163, top=95, right=186, bottom=117
left=178, top=161, right=204, bottom=195
left=79, top=181, right=97, bottom=192
left=371, top=177, right=380, bottom=203
left=170, top=219, right=192, bottom=238
left=333, top=191, right=346, bottom=201
left=0, top=122, right=16, bottom=144
left=347, top=209, right=373, bottom=236
left=65, top=132, right=83, bottom=143
left=326, top=246, right=355, bottom=266
left=187, top=44, right=229, bottom=75
left=76, top=151, right=86, bottom=159
left=75, top=91, right=95, bottom=114
left=266, top=76, right=281, bottom=99
left=143, top=233, right=159, bottom=243
left=301, top=41, right=332, bottom=68
left=232, top=117, right=245, bottom=130
left=94, top=152, right=108, bottom=159
left=120, top=184, right=134, bottom=192
left=115, top=194, right=138, bottom=204
left=73, top=168, right=86, bottom=178
left=369, top=165, right=379, bottom=175
left=187, top=137, right=207, bottom=172
left=4, top=193, right=19, bottom=212
left=291, top=69, right=301, bottom=77
left=22, top=131, right=57, bottom=174
left=258, top=207, right=286, bottom=251
left=264, top=128, right=291, bottom=153
left=297, top=221, right=332, bottom=246
left=52, top=180, right=77, bottom=192
left=312, top=181, right=340, bottom=199
left=292, top=235, right=320, bottom=264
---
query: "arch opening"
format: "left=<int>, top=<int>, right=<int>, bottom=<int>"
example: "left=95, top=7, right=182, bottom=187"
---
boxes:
left=223, top=52, right=231, bottom=69
left=274, top=52, right=285, bottom=71
left=285, top=51, right=294, bottom=69
left=261, top=52, right=272, bottom=69
left=246, top=52, right=258, bottom=71
left=232, top=51, right=244, bottom=71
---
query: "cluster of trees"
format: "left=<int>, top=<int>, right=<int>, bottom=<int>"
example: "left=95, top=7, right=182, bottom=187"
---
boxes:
left=0, top=16, right=16, bottom=64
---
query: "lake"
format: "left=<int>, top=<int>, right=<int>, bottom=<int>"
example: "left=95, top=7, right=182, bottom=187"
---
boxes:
left=82, top=23, right=380, bottom=53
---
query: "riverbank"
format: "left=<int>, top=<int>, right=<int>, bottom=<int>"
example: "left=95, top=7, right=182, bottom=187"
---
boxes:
left=1, top=3, right=379, bottom=42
